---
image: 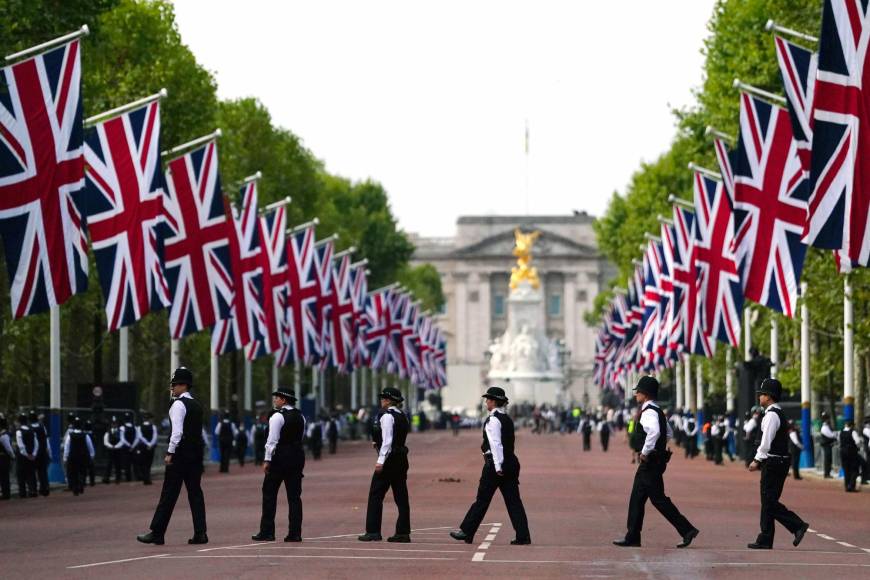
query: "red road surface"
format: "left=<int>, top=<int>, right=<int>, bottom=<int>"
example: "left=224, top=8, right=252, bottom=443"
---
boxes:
left=1, top=428, right=868, bottom=578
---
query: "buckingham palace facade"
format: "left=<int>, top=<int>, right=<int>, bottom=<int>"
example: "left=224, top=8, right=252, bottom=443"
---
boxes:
left=410, top=214, right=615, bottom=412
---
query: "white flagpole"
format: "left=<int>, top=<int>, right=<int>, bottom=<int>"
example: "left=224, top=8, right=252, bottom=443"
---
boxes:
left=361, top=368, right=368, bottom=407
left=243, top=358, right=252, bottom=411
left=351, top=369, right=358, bottom=410
left=684, top=354, right=693, bottom=412
left=844, top=276, right=855, bottom=420
left=50, top=306, right=61, bottom=409
left=800, top=282, right=812, bottom=466
left=294, top=365, right=301, bottom=395
left=170, top=338, right=180, bottom=374
left=675, top=359, right=683, bottom=409
left=695, top=360, right=704, bottom=416
left=210, top=354, right=219, bottom=411
left=118, top=327, right=129, bottom=382
left=725, top=348, right=734, bottom=413
left=272, top=361, right=279, bottom=393
left=770, top=317, right=779, bottom=379
left=743, top=307, right=752, bottom=361
left=312, top=368, right=319, bottom=413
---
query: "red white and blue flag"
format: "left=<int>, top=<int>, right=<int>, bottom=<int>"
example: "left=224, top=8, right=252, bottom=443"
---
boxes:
left=313, top=237, right=335, bottom=367
left=640, top=239, right=665, bottom=370
left=246, top=206, right=287, bottom=360
left=211, top=182, right=262, bottom=355
left=365, top=288, right=396, bottom=370
left=163, top=140, right=233, bottom=338
left=322, top=252, right=355, bottom=372
left=349, top=263, right=369, bottom=369
left=806, top=1, right=870, bottom=267
left=278, top=225, right=320, bottom=366
left=0, top=39, right=88, bottom=318
left=84, top=100, right=170, bottom=330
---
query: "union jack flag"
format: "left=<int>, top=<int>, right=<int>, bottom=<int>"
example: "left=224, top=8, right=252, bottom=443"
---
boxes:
left=669, top=205, right=707, bottom=356
left=246, top=206, right=287, bottom=360
left=349, top=263, right=369, bottom=369
left=84, top=100, right=169, bottom=330
left=313, top=238, right=335, bottom=368
left=774, top=35, right=817, bottom=174
left=322, top=253, right=355, bottom=372
left=692, top=171, right=742, bottom=348
left=163, top=140, right=233, bottom=338
left=364, top=288, right=395, bottom=370
left=432, top=326, right=447, bottom=388
left=727, top=96, right=809, bottom=318
left=397, top=296, right=423, bottom=381
left=806, top=1, right=870, bottom=266
left=657, top=222, right=677, bottom=366
left=278, top=225, right=320, bottom=366
left=640, top=239, right=665, bottom=370
left=0, top=39, right=87, bottom=318
left=415, top=314, right=435, bottom=388
left=211, top=182, right=262, bottom=354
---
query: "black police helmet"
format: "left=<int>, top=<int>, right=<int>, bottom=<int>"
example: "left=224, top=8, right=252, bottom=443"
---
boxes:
left=633, top=376, right=660, bottom=399
left=482, top=386, right=509, bottom=403
left=378, top=386, right=404, bottom=403
left=756, top=378, right=783, bottom=401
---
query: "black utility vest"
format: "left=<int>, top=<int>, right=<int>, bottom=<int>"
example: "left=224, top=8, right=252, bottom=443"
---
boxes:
left=18, top=427, right=36, bottom=455
left=32, top=423, right=48, bottom=457
left=139, top=423, right=155, bottom=443
left=763, top=406, right=790, bottom=456
left=218, top=419, right=234, bottom=444
left=276, top=408, right=305, bottom=448
left=68, top=429, right=88, bottom=461
left=175, top=396, right=204, bottom=455
left=630, top=403, right=667, bottom=454
left=840, top=430, right=858, bottom=455
left=481, top=412, right=515, bottom=457
left=107, top=428, right=121, bottom=446
left=123, top=424, right=136, bottom=445
left=373, top=408, right=409, bottom=450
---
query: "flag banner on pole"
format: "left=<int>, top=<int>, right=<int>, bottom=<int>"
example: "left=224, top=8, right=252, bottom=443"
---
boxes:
left=416, top=313, right=434, bottom=388
left=805, top=0, right=870, bottom=266
left=399, top=298, right=422, bottom=381
left=692, top=171, right=742, bottom=348
left=386, top=291, right=409, bottom=376
left=0, top=39, right=87, bottom=318
left=349, top=264, right=369, bottom=369
left=433, top=326, right=447, bottom=388
left=364, top=287, right=394, bottom=370
left=163, top=140, right=233, bottom=338
left=727, top=95, right=809, bottom=318
left=657, top=222, right=678, bottom=366
left=322, top=253, right=355, bottom=372
left=211, top=181, right=261, bottom=354
left=640, top=239, right=665, bottom=370
left=84, top=100, right=170, bottom=330
left=313, top=238, right=335, bottom=368
left=278, top=224, right=319, bottom=366
left=774, top=35, right=817, bottom=174
left=245, top=206, right=287, bottom=360
left=669, top=205, right=702, bottom=355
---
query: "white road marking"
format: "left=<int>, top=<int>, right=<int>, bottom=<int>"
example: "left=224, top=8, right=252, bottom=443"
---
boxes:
left=240, top=545, right=468, bottom=553
left=67, top=554, right=170, bottom=569
left=159, top=554, right=456, bottom=561
left=478, top=542, right=491, bottom=549
left=817, top=534, right=836, bottom=541
left=479, top=559, right=870, bottom=568
left=808, top=528, right=817, bottom=533
left=198, top=542, right=261, bottom=553
left=838, top=542, right=857, bottom=548
left=300, top=524, right=496, bottom=541
left=485, top=534, right=497, bottom=541
left=472, top=552, right=486, bottom=562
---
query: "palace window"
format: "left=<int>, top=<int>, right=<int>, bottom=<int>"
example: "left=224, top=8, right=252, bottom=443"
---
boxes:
left=548, top=294, right=562, bottom=317
left=493, top=294, right=506, bottom=318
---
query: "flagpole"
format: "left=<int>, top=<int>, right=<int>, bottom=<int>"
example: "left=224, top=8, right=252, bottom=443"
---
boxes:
left=733, top=79, right=788, bottom=106
left=799, top=282, right=813, bottom=467
left=287, top=218, right=319, bottom=235
left=844, top=276, right=855, bottom=421
left=119, top=327, right=129, bottom=382
left=725, top=348, right=734, bottom=413
left=244, top=358, right=252, bottom=412
left=675, top=359, right=683, bottom=409
left=170, top=338, right=180, bottom=374
left=704, top=126, right=735, bottom=143
left=50, top=305, right=61, bottom=409
left=695, top=359, right=704, bottom=433
left=351, top=369, right=358, bottom=410
left=312, top=367, right=319, bottom=414
left=743, top=308, right=752, bottom=362
left=210, top=354, right=219, bottom=412
left=684, top=353, right=693, bottom=413
left=687, top=162, right=722, bottom=181
left=272, top=360, right=279, bottom=393
left=361, top=368, right=368, bottom=407
left=668, top=194, right=695, bottom=211
left=260, top=196, right=291, bottom=214
left=5, top=25, right=89, bottom=64
left=161, top=129, right=222, bottom=162
left=294, top=365, right=301, bottom=396
left=84, top=88, right=167, bottom=127
left=770, top=317, right=779, bottom=379
left=765, top=19, right=818, bottom=44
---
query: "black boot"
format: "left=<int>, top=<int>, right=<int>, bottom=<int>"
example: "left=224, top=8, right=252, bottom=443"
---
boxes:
left=188, top=533, right=209, bottom=545
left=387, top=534, right=411, bottom=543
left=357, top=533, right=383, bottom=542
left=450, top=530, right=473, bottom=544
left=251, top=532, right=275, bottom=541
left=136, top=531, right=165, bottom=545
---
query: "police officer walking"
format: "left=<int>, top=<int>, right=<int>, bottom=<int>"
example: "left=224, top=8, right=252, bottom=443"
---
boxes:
left=819, top=412, right=836, bottom=479
left=451, top=386, right=531, bottom=546
left=0, top=414, right=13, bottom=500
left=839, top=420, right=862, bottom=493
left=215, top=410, right=237, bottom=473
left=138, top=367, right=208, bottom=546
left=83, top=420, right=96, bottom=487
left=747, top=379, right=809, bottom=550
left=29, top=410, right=51, bottom=496
left=135, top=413, right=158, bottom=485
left=63, top=418, right=95, bottom=496
left=15, top=413, right=39, bottom=498
left=613, top=377, right=699, bottom=549
left=358, top=387, right=411, bottom=543
left=252, top=388, right=306, bottom=542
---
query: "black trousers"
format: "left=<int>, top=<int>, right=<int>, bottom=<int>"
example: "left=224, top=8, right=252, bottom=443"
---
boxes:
left=328, top=437, right=337, bottom=454
left=219, top=442, right=233, bottom=472
left=260, top=467, right=303, bottom=537
left=713, top=438, right=724, bottom=465
left=149, top=459, right=207, bottom=536
left=36, top=453, right=50, bottom=495
left=625, top=459, right=694, bottom=542
left=121, top=448, right=133, bottom=481
left=601, top=433, right=610, bottom=452
left=254, top=442, right=265, bottom=465
left=582, top=432, right=591, bottom=451
left=138, top=447, right=155, bottom=483
left=365, top=456, right=410, bottom=535
left=16, top=456, right=37, bottom=497
left=744, top=442, right=757, bottom=467
left=822, top=445, right=833, bottom=477
left=86, top=457, right=95, bottom=486
left=685, top=437, right=697, bottom=458
left=0, top=455, right=11, bottom=498
left=104, top=450, right=122, bottom=483
left=791, top=451, right=802, bottom=479
left=459, top=458, right=530, bottom=541
left=236, top=444, right=247, bottom=466
left=841, top=453, right=859, bottom=491
left=67, top=458, right=86, bottom=495
left=756, top=459, right=805, bottom=546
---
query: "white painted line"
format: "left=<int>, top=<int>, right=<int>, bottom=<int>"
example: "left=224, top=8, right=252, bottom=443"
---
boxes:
left=817, top=534, right=837, bottom=541
left=808, top=528, right=817, bottom=533
left=302, top=539, right=473, bottom=548
left=862, top=548, right=870, bottom=554
left=198, top=542, right=261, bottom=552
left=243, top=545, right=467, bottom=554
left=488, top=528, right=499, bottom=535
left=472, top=552, right=486, bottom=562
left=838, top=542, right=857, bottom=548
left=478, top=542, right=491, bottom=550
left=485, top=534, right=497, bottom=541
left=301, top=524, right=496, bottom=541
left=159, top=554, right=456, bottom=561
left=67, top=554, right=170, bottom=569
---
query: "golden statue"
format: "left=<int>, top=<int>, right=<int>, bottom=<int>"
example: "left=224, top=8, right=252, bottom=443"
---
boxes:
left=510, top=228, right=541, bottom=290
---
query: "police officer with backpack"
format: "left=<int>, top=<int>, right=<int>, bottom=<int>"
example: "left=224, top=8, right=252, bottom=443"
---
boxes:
left=358, top=387, right=411, bottom=543
left=613, top=376, right=699, bottom=549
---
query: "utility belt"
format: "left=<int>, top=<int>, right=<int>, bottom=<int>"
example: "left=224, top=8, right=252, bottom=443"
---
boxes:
left=389, top=446, right=409, bottom=457
left=760, top=454, right=790, bottom=465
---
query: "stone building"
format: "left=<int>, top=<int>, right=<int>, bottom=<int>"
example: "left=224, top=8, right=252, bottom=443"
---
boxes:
left=409, top=214, right=614, bottom=412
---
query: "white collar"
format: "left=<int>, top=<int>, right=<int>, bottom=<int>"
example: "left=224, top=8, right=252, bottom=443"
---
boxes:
left=175, top=391, right=192, bottom=400
left=488, top=408, right=504, bottom=416
left=765, top=403, right=780, bottom=411
left=641, top=400, right=658, bottom=410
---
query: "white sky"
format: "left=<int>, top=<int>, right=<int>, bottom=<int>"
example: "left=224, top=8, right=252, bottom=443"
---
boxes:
left=173, top=0, right=716, bottom=237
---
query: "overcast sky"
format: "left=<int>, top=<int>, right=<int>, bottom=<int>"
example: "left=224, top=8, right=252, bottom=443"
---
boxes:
left=173, top=0, right=716, bottom=237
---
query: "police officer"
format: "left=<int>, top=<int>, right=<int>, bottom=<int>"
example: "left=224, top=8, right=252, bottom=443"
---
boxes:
left=788, top=422, right=804, bottom=480
left=29, top=410, right=51, bottom=496
left=599, top=416, right=612, bottom=452
left=839, top=420, right=861, bottom=492
left=253, top=414, right=268, bottom=466
left=120, top=412, right=137, bottom=481
left=135, top=413, right=158, bottom=485
left=138, top=367, right=208, bottom=546
left=0, top=414, right=13, bottom=500
left=307, top=417, right=324, bottom=460
left=451, top=386, right=531, bottom=546
left=862, top=418, right=870, bottom=485
left=358, top=387, right=411, bottom=543
left=580, top=414, right=593, bottom=451
left=103, top=416, right=124, bottom=484
left=743, top=409, right=761, bottom=467
left=819, top=411, right=836, bottom=479
left=747, top=379, right=809, bottom=549
left=252, top=388, right=306, bottom=542
left=215, top=410, right=237, bottom=473
left=327, top=414, right=339, bottom=455
left=63, top=418, right=94, bottom=496
left=83, top=420, right=96, bottom=487
left=235, top=421, right=249, bottom=467
left=683, top=413, right=698, bottom=459
left=613, top=376, right=699, bottom=549
left=15, top=413, right=39, bottom=498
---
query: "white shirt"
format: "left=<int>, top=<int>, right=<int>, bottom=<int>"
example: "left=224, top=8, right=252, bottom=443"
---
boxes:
left=484, top=409, right=506, bottom=472
left=62, top=430, right=95, bottom=461
left=639, top=401, right=671, bottom=456
left=684, top=419, right=698, bottom=437
left=820, top=423, right=836, bottom=439
left=789, top=431, right=803, bottom=450
left=167, top=392, right=192, bottom=454
left=16, top=426, right=39, bottom=458
left=135, top=423, right=158, bottom=449
left=0, top=432, right=14, bottom=457
left=863, top=426, right=870, bottom=441
left=214, top=420, right=239, bottom=438
left=376, top=407, right=400, bottom=465
left=754, top=404, right=784, bottom=461
left=743, top=417, right=757, bottom=435
left=264, top=405, right=305, bottom=462
left=103, top=429, right=124, bottom=450
left=842, top=427, right=862, bottom=447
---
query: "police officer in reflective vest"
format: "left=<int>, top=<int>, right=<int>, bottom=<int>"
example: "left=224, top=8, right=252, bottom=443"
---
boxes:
left=138, top=367, right=208, bottom=545
left=451, top=386, right=531, bottom=545
left=747, top=378, right=809, bottom=549
left=252, top=388, right=306, bottom=542
left=614, top=376, right=699, bottom=548
left=359, top=387, right=411, bottom=543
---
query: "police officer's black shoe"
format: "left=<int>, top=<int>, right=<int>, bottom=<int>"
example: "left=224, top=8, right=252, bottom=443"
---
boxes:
left=510, top=538, right=531, bottom=545
left=188, top=533, right=208, bottom=545
left=747, top=542, right=772, bottom=549
left=284, top=535, right=302, bottom=542
left=357, top=533, right=382, bottom=542
left=793, top=523, right=809, bottom=547
left=387, top=534, right=411, bottom=543
left=251, top=532, right=275, bottom=541
left=136, top=532, right=164, bottom=545
left=612, top=538, right=641, bottom=547
left=676, top=528, right=699, bottom=548
left=450, top=531, right=473, bottom=544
